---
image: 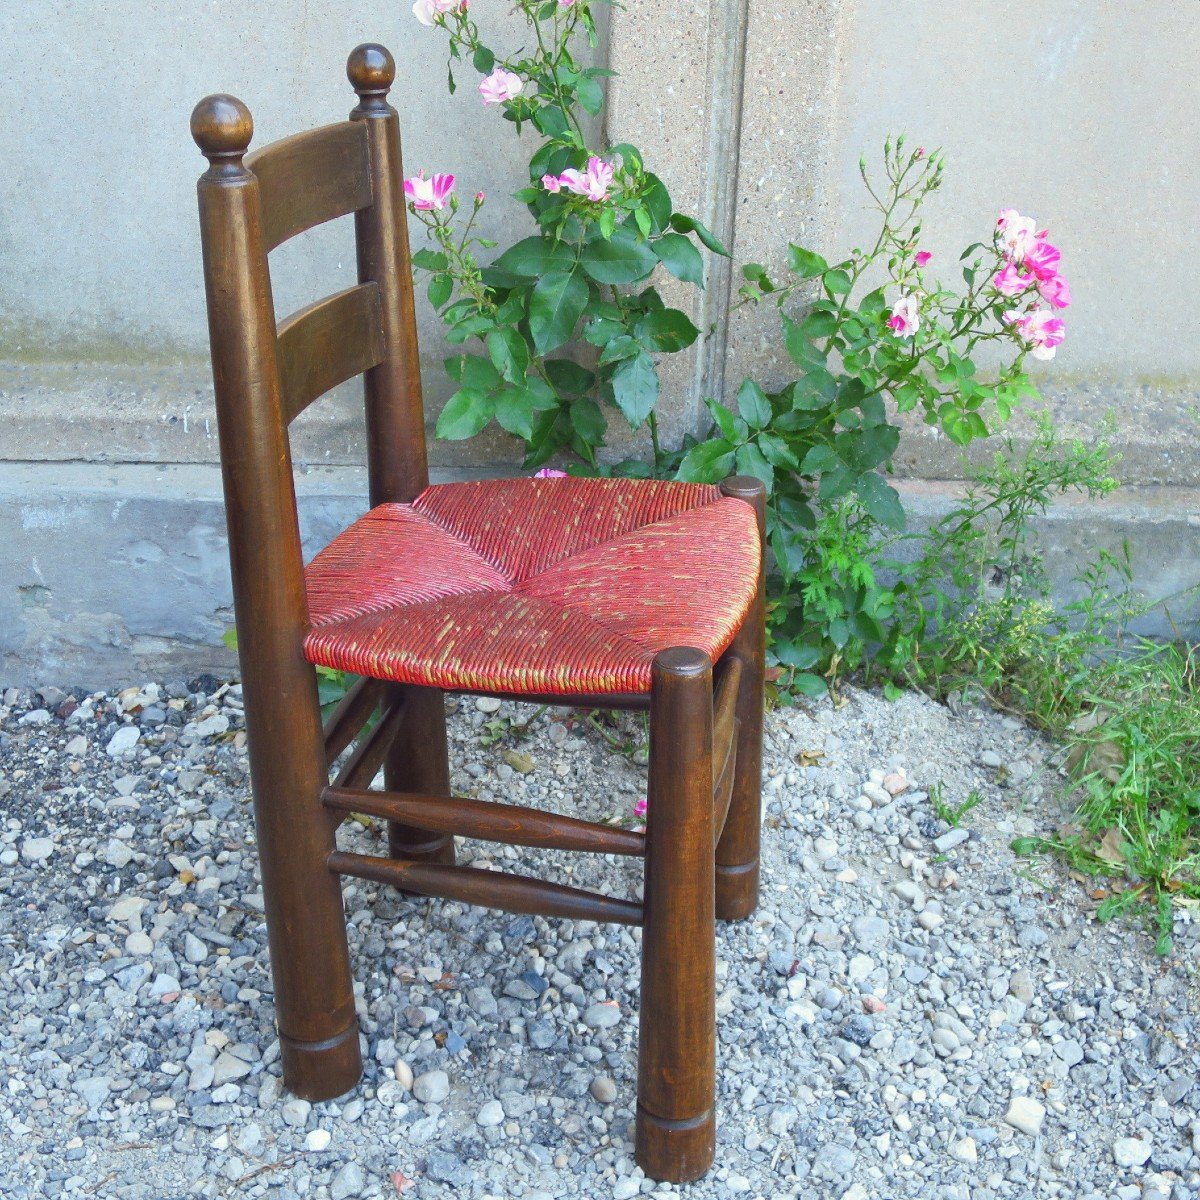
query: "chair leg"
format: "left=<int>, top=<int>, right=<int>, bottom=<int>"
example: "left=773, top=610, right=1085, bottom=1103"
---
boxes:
left=636, top=647, right=717, bottom=1183
left=246, top=667, right=362, bottom=1101
left=384, top=683, right=457, bottom=865
left=716, top=477, right=766, bottom=921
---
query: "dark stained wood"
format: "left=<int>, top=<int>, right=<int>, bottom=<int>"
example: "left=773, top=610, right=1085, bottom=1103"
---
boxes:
left=349, top=44, right=429, bottom=508
left=712, top=718, right=739, bottom=842
left=332, top=695, right=407, bottom=790
left=193, top=47, right=763, bottom=1183
left=636, top=647, right=717, bottom=1182
left=324, top=785, right=647, bottom=857
left=380, top=683, right=457, bottom=868
left=246, top=121, right=372, bottom=252
left=192, top=93, right=362, bottom=1101
left=328, top=852, right=644, bottom=926
left=715, top=477, right=767, bottom=921
left=323, top=676, right=386, bottom=764
left=712, top=656, right=742, bottom=773
left=278, top=284, right=385, bottom=424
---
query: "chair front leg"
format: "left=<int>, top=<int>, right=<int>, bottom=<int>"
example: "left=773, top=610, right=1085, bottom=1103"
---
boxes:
left=716, top=477, right=766, bottom=921
left=244, top=661, right=363, bottom=1101
left=636, top=647, right=717, bottom=1183
left=384, top=683, right=457, bottom=865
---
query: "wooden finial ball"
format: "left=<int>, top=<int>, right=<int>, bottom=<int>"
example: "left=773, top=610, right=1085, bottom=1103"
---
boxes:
left=347, top=44, right=395, bottom=96
left=191, top=94, right=253, bottom=160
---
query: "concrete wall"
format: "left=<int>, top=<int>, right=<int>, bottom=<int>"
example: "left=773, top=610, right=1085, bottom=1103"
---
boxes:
left=2, top=1, right=1199, bottom=685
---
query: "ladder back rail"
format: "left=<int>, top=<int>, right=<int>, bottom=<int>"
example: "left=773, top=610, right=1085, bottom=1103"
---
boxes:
left=246, top=121, right=373, bottom=252
left=277, top=284, right=386, bottom=424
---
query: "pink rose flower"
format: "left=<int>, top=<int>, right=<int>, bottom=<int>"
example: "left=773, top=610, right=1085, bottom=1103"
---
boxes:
left=554, top=156, right=614, bottom=202
left=887, top=293, right=921, bottom=337
left=541, top=173, right=563, bottom=194
left=1005, top=308, right=1066, bottom=360
left=914, top=250, right=932, bottom=267
left=996, top=208, right=1041, bottom=264
left=1037, top=272, right=1071, bottom=310
left=404, top=170, right=455, bottom=211
left=412, top=0, right=464, bottom=25
left=479, top=68, right=523, bottom=106
left=633, top=798, right=648, bottom=818
left=1023, top=239, right=1062, bottom=282
left=533, top=468, right=568, bottom=478
left=994, top=262, right=1034, bottom=296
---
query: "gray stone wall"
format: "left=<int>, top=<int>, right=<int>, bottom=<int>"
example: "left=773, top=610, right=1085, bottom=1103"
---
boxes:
left=2, top=2, right=1198, bottom=685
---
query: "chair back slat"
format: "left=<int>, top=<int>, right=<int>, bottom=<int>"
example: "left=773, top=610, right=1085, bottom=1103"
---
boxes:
left=278, top=283, right=385, bottom=424
left=247, top=121, right=372, bottom=252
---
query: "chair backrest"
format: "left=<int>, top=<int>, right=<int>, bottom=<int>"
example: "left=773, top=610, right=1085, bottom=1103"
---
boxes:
left=191, top=43, right=423, bottom=705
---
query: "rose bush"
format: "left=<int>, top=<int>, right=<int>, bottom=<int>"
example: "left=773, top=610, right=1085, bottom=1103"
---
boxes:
left=401, top=3, right=1070, bottom=696
left=403, top=0, right=727, bottom=471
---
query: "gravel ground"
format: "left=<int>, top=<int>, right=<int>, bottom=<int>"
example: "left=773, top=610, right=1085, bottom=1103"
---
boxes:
left=0, top=677, right=1197, bottom=1200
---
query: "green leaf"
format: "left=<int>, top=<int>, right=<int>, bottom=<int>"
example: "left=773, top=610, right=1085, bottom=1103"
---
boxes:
left=773, top=642, right=821, bottom=669
left=472, top=45, right=495, bottom=74
left=787, top=244, right=828, bottom=278
left=756, top=432, right=799, bottom=470
left=445, top=354, right=501, bottom=390
left=707, top=401, right=743, bottom=443
left=635, top=307, right=699, bottom=352
left=859, top=287, right=887, bottom=315
left=569, top=397, right=606, bottom=444
left=737, top=379, right=772, bottom=429
left=782, top=315, right=828, bottom=368
left=634, top=207, right=653, bottom=239
left=543, top=358, right=596, bottom=395
left=800, top=444, right=840, bottom=474
left=669, top=213, right=729, bottom=257
left=529, top=270, right=589, bottom=354
left=427, top=274, right=453, bottom=310
left=791, top=672, right=829, bottom=698
left=583, top=317, right=626, bottom=347
left=735, top=442, right=773, bottom=490
left=486, top=327, right=529, bottom=385
left=493, top=237, right=575, bottom=278
left=494, top=386, right=538, bottom=440
left=824, top=269, right=852, bottom=296
left=610, top=351, right=659, bottom=429
left=643, top=175, right=673, bottom=232
left=598, top=334, right=640, bottom=366
left=677, top=439, right=736, bottom=482
left=800, top=309, right=838, bottom=339
left=412, top=249, right=449, bottom=271
left=580, top=229, right=657, bottom=284
left=436, top=388, right=494, bottom=440
left=653, top=234, right=704, bottom=286
left=575, top=75, right=604, bottom=115
left=856, top=472, right=905, bottom=529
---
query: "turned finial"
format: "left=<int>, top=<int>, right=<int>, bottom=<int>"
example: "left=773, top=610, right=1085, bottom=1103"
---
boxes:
left=191, top=94, right=254, bottom=170
left=347, top=44, right=395, bottom=110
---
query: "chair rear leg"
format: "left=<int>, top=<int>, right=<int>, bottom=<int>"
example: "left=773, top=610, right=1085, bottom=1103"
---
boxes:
left=384, top=683, right=457, bottom=865
left=636, top=647, right=717, bottom=1183
left=246, top=667, right=362, bottom=1100
left=716, top=477, right=766, bottom=921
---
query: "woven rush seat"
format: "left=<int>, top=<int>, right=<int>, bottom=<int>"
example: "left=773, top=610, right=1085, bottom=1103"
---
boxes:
left=304, top=476, right=761, bottom=695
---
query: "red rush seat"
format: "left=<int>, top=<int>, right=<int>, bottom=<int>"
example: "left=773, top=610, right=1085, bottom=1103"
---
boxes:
left=304, top=478, right=760, bottom=695
left=191, top=43, right=765, bottom=1184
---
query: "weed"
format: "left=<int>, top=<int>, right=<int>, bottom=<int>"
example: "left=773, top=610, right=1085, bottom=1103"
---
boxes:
left=931, top=783, right=983, bottom=829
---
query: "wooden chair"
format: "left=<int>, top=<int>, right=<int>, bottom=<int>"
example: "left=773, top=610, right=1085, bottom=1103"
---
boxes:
left=190, top=43, right=764, bottom=1183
